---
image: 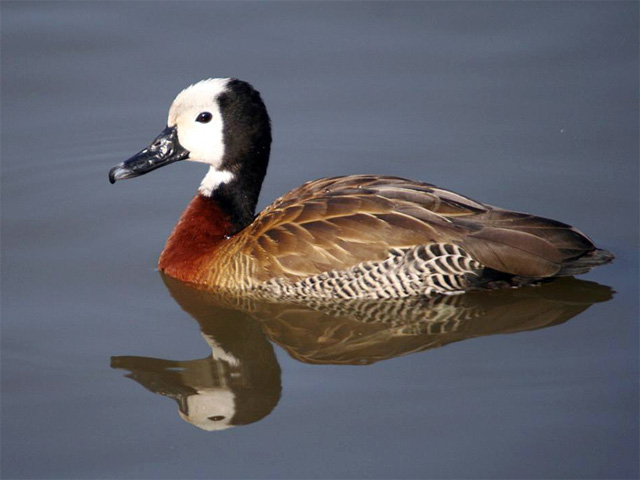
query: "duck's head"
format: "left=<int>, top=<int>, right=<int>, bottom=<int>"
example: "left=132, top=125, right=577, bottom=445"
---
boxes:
left=109, top=78, right=271, bottom=199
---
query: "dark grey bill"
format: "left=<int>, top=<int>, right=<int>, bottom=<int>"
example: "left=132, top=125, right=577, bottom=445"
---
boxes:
left=109, top=126, right=190, bottom=184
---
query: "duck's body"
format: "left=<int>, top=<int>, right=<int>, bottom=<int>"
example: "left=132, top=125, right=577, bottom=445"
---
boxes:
left=110, top=78, right=613, bottom=299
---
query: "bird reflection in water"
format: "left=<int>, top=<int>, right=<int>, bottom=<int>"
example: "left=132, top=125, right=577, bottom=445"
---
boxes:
left=111, top=302, right=281, bottom=431
left=112, top=275, right=612, bottom=430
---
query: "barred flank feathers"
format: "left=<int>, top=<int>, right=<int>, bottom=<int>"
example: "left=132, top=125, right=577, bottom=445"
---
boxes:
left=261, top=243, right=484, bottom=300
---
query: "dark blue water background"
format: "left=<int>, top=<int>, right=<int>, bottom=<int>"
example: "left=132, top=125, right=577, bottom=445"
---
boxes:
left=2, top=2, right=638, bottom=478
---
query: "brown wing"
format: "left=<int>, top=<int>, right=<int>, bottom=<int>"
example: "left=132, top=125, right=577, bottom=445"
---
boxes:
left=236, top=175, right=596, bottom=281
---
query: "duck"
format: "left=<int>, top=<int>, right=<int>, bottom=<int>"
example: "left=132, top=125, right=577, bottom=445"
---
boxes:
left=109, top=78, right=613, bottom=299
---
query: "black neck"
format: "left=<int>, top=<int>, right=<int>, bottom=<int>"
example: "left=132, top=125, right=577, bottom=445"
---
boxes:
left=211, top=79, right=272, bottom=234
left=209, top=148, right=269, bottom=234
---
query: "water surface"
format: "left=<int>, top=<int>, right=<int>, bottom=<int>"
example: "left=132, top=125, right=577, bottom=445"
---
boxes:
left=2, top=2, right=638, bottom=479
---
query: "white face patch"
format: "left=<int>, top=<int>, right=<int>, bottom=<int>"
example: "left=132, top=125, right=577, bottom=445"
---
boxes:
left=178, top=388, right=236, bottom=431
left=167, top=78, right=230, bottom=169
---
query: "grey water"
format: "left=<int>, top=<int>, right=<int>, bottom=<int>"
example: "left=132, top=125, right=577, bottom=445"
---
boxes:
left=1, top=2, right=638, bottom=479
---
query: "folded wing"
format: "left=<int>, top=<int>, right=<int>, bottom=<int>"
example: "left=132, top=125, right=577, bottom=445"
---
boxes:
left=238, top=175, right=599, bottom=282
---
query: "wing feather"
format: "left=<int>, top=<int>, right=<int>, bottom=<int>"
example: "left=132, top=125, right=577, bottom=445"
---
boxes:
left=464, top=227, right=563, bottom=277
left=234, top=175, right=597, bottom=282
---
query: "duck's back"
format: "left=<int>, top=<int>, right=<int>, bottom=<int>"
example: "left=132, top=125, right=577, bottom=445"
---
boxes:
left=202, top=175, right=611, bottom=298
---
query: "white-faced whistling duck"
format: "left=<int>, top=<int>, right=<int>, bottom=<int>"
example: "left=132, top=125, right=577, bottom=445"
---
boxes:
left=109, top=78, right=613, bottom=299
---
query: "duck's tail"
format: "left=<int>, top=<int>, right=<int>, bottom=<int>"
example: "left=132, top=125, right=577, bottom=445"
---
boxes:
left=556, top=248, right=615, bottom=277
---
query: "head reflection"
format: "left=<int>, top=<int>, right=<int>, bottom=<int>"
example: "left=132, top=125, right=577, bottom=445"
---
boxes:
left=178, top=386, right=235, bottom=431
left=111, top=301, right=282, bottom=431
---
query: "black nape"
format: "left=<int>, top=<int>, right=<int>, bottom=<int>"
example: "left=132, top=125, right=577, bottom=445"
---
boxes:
left=213, top=80, right=272, bottom=233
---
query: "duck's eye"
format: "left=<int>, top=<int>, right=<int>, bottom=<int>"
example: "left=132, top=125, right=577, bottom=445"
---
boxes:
left=196, top=112, right=213, bottom=123
left=208, top=415, right=226, bottom=421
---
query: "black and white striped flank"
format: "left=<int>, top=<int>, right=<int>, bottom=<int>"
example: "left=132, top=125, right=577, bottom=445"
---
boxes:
left=261, top=243, right=484, bottom=300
